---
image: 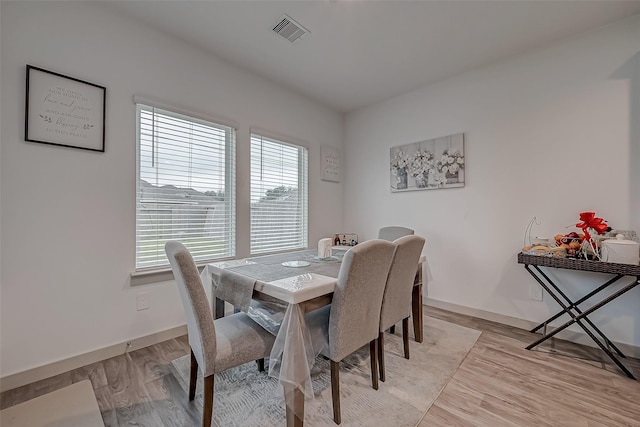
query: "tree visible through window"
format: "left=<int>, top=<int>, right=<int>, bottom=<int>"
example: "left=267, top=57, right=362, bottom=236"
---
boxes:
left=136, top=105, right=236, bottom=269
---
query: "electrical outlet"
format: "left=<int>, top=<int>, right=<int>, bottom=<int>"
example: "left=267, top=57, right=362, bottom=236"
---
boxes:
left=136, top=292, right=149, bottom=311
left=529, top=283, right=543, bottom=301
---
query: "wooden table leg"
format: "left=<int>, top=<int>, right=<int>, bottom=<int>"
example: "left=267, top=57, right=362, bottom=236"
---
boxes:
left=214, top=297, right=225, bottom=319
left=412, top=282, right=423, bottom=343
left=284, top=383, right=305, bottom=427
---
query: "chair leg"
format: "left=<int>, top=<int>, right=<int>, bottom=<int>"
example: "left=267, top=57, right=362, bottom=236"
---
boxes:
left=369, top=339, right=379, bottom=391
left=402, top=317, right=410, bottom=359
left=202, top=374, right=214, bottom=427
left=257, top=358, right=265, bottom=372
left=330, top=360, right=341, bottom=425
left=389, top=325, right=396, bottom=334
left=189, top=349, right=198, bottom=401
left=378, top=332, right=386, bottom=382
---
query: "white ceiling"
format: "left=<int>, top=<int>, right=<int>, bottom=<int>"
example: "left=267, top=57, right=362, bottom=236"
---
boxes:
left=105, top=1, right=640, bottom=113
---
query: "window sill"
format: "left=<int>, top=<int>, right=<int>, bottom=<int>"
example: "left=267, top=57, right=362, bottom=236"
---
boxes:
left=130, top=267, right=176, bottom=286
left=130, top=258, right=233, bottom=286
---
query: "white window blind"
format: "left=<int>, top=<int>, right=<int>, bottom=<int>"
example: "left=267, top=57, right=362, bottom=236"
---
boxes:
left=250, top=133, right=308, bottom=254
left=136, top=104, right=236, bottom=269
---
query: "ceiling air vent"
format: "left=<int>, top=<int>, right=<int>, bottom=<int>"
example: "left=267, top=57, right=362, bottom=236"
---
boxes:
left=272, top=14, right=310, bottom=43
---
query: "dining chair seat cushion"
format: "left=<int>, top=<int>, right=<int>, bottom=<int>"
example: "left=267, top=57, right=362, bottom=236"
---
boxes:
left=213, top=312, right=276, bottom=374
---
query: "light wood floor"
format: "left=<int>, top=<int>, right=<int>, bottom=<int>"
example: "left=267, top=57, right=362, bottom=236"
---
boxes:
left=422, top=307, right=640, bottom=426
left=2, top=306, right=639, bottom=426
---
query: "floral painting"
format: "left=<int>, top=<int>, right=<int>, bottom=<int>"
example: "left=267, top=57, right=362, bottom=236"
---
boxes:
left=390, top=133, right=464, bottom=192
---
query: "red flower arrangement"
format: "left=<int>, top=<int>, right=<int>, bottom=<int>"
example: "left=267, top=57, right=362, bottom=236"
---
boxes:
left=576, top=211, right=608, bottom=259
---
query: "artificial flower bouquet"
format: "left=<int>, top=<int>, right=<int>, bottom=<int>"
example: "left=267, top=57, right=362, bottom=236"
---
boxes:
left=523, top=211, right=611, bottom=259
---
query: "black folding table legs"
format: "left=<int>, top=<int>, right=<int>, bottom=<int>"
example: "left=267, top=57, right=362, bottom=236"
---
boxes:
left=523, top=264, right=639, bottom=380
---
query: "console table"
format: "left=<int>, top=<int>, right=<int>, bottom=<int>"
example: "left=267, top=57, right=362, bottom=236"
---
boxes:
left=517, top=252, right=640, bottom=380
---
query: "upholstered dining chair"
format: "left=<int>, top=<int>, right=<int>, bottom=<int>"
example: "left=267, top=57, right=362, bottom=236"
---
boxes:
left=378, top=235, right=425, bottom=382
left=377, top=226, right=415, bottom=242
left=377, top=227, right=417, bottom=333
left=165, top=241, right=276, bottom=427
left=305, top=239, right=396, bottom=425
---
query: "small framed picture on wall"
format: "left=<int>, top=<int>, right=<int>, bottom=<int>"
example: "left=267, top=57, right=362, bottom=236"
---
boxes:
left=321, top=145, right=341, bottom=182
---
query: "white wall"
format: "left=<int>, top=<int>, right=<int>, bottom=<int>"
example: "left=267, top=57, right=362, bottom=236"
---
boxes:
left=0, top=1, right=343, bottom=377
left=0, top=4, right=3, bottom=347
left=344, top=15, right=640, bottom=347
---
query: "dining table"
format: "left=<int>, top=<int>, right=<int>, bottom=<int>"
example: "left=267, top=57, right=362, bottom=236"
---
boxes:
left=200, top=247, right=426, bottom=426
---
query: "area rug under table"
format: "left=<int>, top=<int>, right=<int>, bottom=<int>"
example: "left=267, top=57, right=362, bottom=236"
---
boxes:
left=170, top=315, right=481, bottom=427
left=0, top=380, right=104, bottom=427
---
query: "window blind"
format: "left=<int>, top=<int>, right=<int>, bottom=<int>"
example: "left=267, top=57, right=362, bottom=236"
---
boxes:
left=136, top=104, right=236, bottom=269
left=250, top=133, right=308, bottom=254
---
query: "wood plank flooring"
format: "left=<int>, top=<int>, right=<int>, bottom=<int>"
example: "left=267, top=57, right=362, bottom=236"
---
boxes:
left=2, top=307, right=639, bottom=426
left=422, top=307, right=640, bottom=427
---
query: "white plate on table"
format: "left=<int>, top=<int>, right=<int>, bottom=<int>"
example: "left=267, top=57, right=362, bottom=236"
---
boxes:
left=282, top=260, right=311, bottom=267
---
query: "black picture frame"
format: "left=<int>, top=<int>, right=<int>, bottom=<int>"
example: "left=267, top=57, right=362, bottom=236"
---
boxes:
left=25, top=65, right=106, bottom=152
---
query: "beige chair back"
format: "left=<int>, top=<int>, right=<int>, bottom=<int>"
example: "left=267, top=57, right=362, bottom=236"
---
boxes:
left=327, top=239, right=396, bottom=362
left=165, top=241, right=217, bottom=376
left=378, top=226, right=415, bottom=242
left=380, top=235, right=426, bottom=331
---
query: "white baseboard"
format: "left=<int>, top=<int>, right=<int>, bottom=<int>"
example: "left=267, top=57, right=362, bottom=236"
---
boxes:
left=424, top=298, right=640, bottom=359
left=0, top=325, right=187, bottom=393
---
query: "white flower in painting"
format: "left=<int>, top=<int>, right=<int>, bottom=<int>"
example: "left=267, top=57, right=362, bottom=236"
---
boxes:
left=408, top=149, right=434, bottom=177
left=391, top=149, right=410, bottom=170
left=437, top=149, right=464, bottom=173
